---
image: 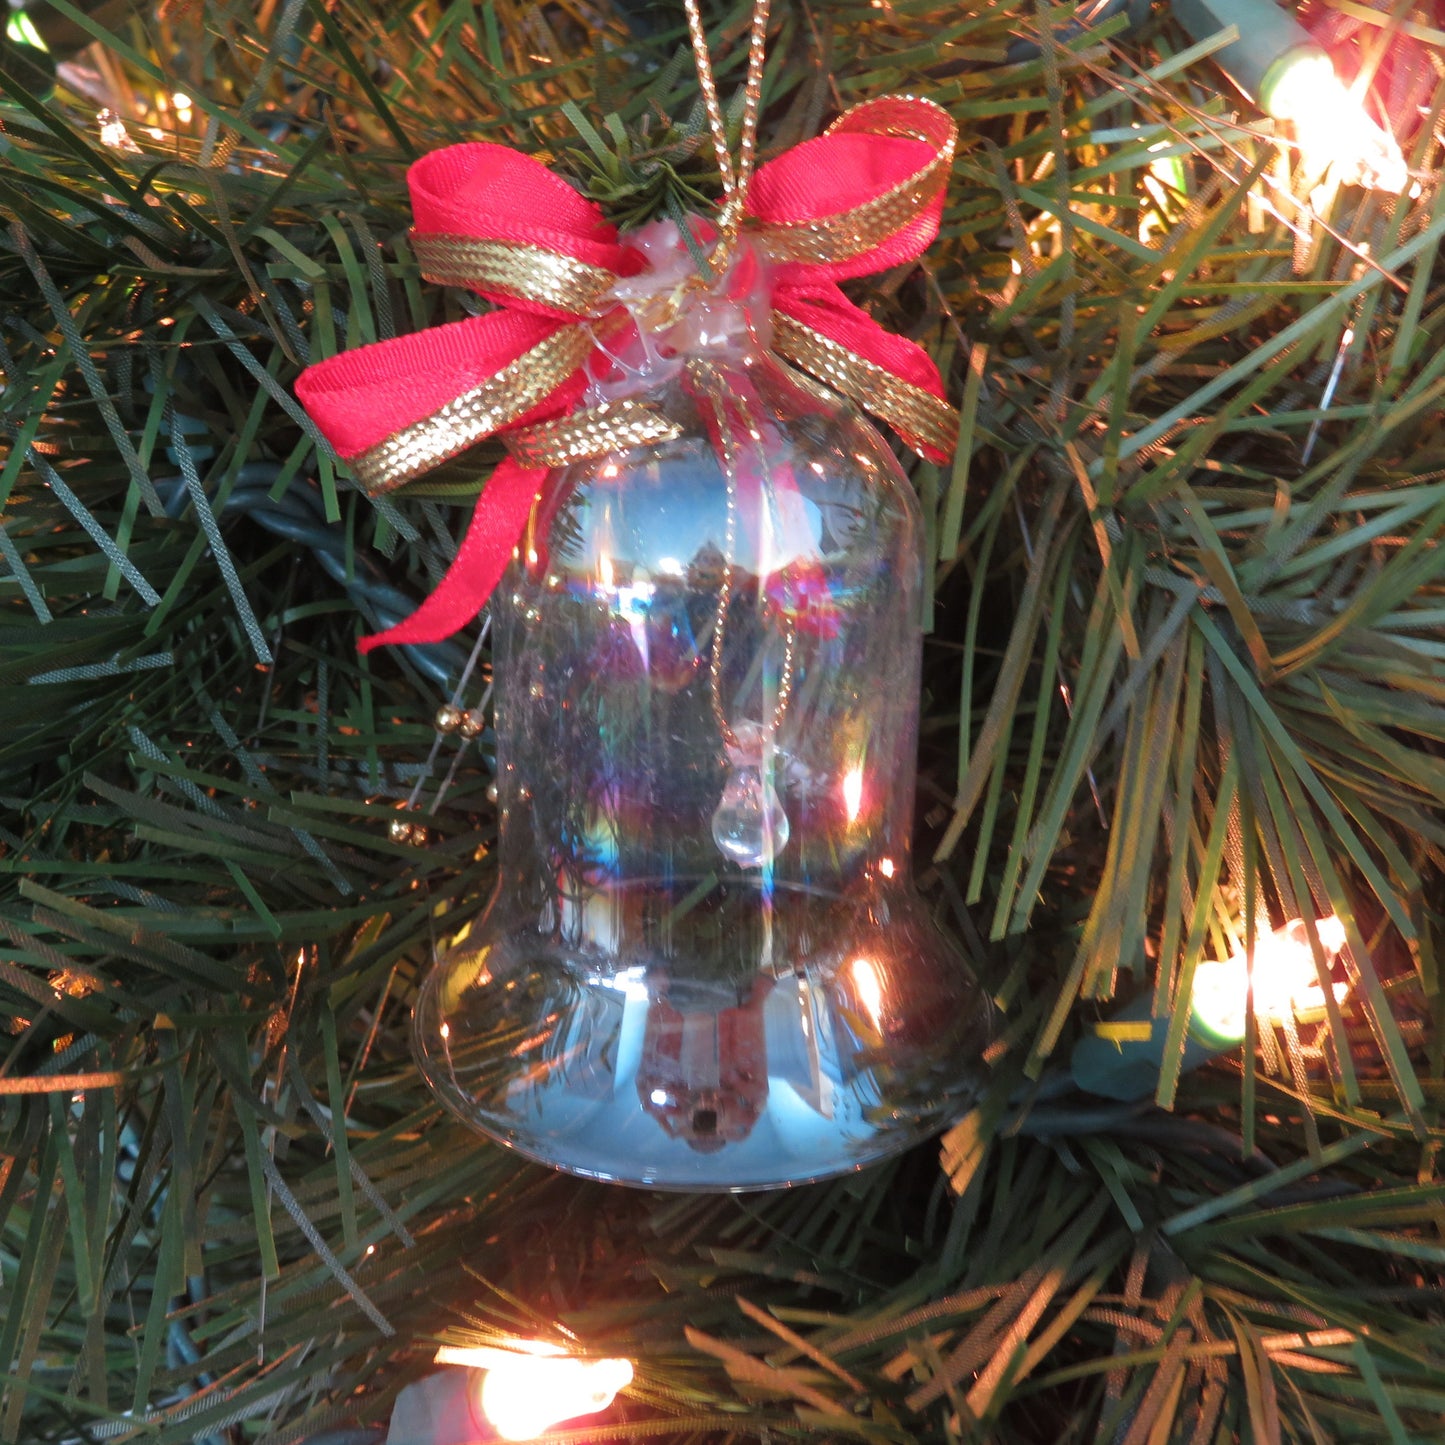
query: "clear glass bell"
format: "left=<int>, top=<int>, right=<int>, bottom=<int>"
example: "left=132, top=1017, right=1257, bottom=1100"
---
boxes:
left=414, top=345, right=993, bottom=1190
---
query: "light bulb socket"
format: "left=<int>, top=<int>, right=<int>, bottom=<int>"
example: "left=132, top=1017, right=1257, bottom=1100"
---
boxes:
left=1171, top=0, right=1326, bottom=115
left=1070, top=996, right=1234, bottom=1102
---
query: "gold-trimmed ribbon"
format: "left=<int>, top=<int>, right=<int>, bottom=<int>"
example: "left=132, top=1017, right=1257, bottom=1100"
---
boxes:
left=773, top=313, right=959, bottom=460
left=752, top=98, right=957, bottom=267
left=300, top=94, right=962, bottom=507
left=411, top=232, right=618, bottom=316
left=350, top=326, right=596, bottom=495
left=507, top=399, right=683, bottom=469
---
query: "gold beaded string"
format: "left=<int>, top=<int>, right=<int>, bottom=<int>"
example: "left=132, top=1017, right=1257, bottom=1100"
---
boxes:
left=681, top=0, right=795, bottom=760
left=735, top=0, right=772, bottom=220
left=683, top=0, right=736, bottom=213
left=696, top=363, right=796, bottom=754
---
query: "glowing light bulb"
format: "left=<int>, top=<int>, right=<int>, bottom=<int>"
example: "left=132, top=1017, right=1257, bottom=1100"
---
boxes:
left=1189, top=916, right=1350, bottom=1046
left=435, top=1342, right=633, bottom=1441
left=841, top=765, right=864, bottom=824
left=1170, top=0, right=1406, bottom=192
left=1265, top=54, right=1406, bottom=192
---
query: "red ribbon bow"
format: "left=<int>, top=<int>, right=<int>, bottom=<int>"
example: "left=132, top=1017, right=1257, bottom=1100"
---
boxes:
left=295, top=97, right=958, bottom=651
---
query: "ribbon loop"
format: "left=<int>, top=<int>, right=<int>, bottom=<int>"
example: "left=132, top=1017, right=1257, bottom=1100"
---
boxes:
left=747, top=96, right=956, bottom=278
left=296, top=311, right=594, bottom=496
left=411, top=233, right=619, bottom=316
left=408, top=143, right=637, bottom=303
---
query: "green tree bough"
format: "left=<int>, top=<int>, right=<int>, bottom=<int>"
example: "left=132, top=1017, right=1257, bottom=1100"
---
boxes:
left=2, top=1, right=1443, bottom=1441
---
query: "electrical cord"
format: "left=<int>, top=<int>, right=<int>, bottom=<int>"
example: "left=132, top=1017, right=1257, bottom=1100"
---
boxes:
left=155, top=466, right=471, bottom=688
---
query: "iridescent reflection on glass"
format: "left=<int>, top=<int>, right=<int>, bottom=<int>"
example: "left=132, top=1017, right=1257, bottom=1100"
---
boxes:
left=414, top=353, right=992, bottom=1190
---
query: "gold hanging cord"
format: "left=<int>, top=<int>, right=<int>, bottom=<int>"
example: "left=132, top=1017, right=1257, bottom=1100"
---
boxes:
left=684, top=0, right=772, bottom=257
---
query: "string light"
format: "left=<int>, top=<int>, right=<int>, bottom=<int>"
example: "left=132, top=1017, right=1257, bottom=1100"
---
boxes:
left=1188, top=914, right=1349, bottom=1046
left=1264, top=54, right=1406, bottom=191
left=1171, top=0, right=1406, bottom=190
left=434, top=1341, right=634, bottom=1441
left=2, top=6, right=55, bottom=103
left=1072, top=915, right=1350, bottom=1100
left=5, top=10, right=48, bottom=49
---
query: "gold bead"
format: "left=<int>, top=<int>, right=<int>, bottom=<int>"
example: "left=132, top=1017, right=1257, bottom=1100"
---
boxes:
left=435, top=704, right=463, bottom=733
left=457, top=711, right=484, bottom=740
left=388, top=818, right=414, bottom=843
left=408, top=825, right=429, bottom=847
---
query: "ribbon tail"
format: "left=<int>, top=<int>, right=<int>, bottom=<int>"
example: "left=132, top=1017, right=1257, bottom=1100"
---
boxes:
left=358, top=457, right=545, bottom=651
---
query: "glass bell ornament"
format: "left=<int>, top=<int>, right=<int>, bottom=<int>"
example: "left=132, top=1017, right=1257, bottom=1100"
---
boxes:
left=413, top=235, right=993, bottom=1190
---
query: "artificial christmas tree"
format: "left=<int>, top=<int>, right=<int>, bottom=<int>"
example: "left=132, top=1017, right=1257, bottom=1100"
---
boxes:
left=2, top=0, right=1443, bottom=1441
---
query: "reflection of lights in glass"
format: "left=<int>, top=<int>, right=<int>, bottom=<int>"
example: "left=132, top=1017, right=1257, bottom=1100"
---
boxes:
left=849, top=957, right=883, bottom=1032
left=1190, top=916, right=1349, bottom=1046
left=435, top=1342, right=633, bottom=1442
left=439, top=1022, right=450, bottom=1039
left=1265, top=54, right=1406, bottom=191
left=656, top=556, right=684, bottom=577
left=650, top=1088, right=668, bottom=1106
left=878, top=857, right=896, bottom=879
left=615, top=579, right=656, bottom=621
left=98, top=111, right=134, bottom=151
left=598, top=965, right=650, bottom=1002
left=842, top=766, right=864, bottom=824
left=598, top=552, right=614, bottom=589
